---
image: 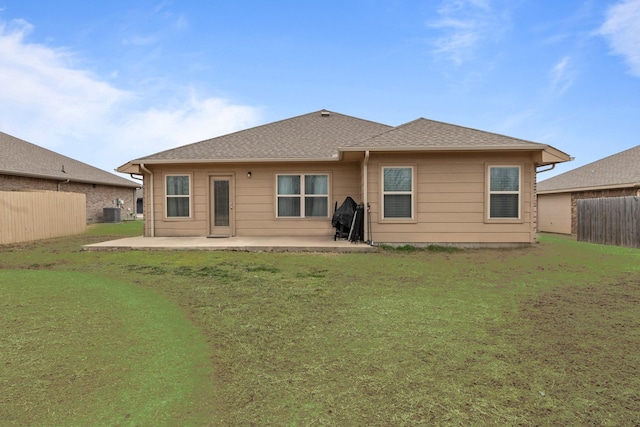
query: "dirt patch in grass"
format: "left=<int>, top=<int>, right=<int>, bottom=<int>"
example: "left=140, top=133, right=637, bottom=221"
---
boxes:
left=484, top=279, right=640, bottom=425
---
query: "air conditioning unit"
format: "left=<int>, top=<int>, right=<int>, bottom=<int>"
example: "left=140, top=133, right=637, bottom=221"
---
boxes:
left=103, top=207, right=121, bottom=223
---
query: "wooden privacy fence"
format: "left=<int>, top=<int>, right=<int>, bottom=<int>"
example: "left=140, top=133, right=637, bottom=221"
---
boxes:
left=0, top=191, right=86, bottom=245
left=578, top=196, right=640, bottom=248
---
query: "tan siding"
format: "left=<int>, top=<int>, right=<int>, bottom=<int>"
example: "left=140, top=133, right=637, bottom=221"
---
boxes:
left=332, top=164, right=361, bottom=205
left=376, top=222, right=531, bottom=233
left=417, top=201, right=484, bottom=213
left=537, top=193, right=572, bottom=234
left=144, top=151, right=540, bottom=244
left=368, top=152, right=537, bottom=244
left=417, top=182, right=484, bottom=193
left=418, top=192, right=484, bottom=203
left=418, top=172, right=484, bottom=183
left=235, top=211, right=273, bottom=221
left=146, top=162, right=360, bottom=237
left=417, top=212, right=484, bottom=222
left=236, top=195, right=273, bottom=205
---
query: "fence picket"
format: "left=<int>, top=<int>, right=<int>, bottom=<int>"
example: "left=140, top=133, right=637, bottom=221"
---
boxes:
left=577, top=196, right=640, bottom=248
left=0, top=191, right=86, bottom=245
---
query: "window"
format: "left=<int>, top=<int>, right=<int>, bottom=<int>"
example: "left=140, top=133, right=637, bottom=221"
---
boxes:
left=488, top=166, right=520, bottom=219
left=382, top=167, right=413, bottom=219
left=166, top=175, right=190, bottom=217
left=277, top=174, right=329, bottom=218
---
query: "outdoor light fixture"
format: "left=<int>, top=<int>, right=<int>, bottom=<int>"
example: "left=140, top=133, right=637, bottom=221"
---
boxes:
left=247, top=171, right=252, bottom=178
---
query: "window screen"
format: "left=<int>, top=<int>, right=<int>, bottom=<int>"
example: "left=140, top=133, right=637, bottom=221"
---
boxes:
left=277, top=174, right=328, bottom=217
left=488, top=167, right=519, bottom=219
left=166, top=175, right=190, bottom=217
left=382, top=167, right=413, bottom=219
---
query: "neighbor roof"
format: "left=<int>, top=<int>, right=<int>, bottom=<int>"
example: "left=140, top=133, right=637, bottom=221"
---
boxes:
left=538, top=145, right=640, bottom=193
left=0, top=131, right=139, bottom=188
left=118, top=109, right=570, bottom=173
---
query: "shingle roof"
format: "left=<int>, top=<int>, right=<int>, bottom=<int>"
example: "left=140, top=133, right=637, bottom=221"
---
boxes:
left=347, top=118, right=548, bottom=150
left=119, top=109, right=569, bottom=173
left=538, top=145, right=640, bottom=192
left=0, top=131, right=139, bottom=188
left=134, top=110, right=393, bottom=162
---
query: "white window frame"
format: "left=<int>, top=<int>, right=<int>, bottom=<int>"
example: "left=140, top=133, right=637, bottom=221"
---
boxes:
left=276, top=173, right=330, bottom=218
left=165, top=174, right=192, bottom=219
left=487, top=165, right=521, bottom=220
left=381, top=166, right=415, bottom=221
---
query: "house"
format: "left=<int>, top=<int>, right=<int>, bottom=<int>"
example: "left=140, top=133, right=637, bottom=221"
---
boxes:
left=537, top=145, right=640, bottom=235
left=117, top=110, right=570, bottom=246
left=1, top=131, right=140, bottom=223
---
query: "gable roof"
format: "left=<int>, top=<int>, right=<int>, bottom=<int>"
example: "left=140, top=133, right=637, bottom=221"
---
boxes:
left=118, top=109, right=571, bottom=173
left=0, top=131, right=139, bottom=188
left=345, top=117, right=550, bottom=150
left=130, top=110, right=393, bottom=163
left=538, top=145, right=640, bottom=193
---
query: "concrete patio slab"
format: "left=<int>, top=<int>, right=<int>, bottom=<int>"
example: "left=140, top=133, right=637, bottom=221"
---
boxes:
left=83, top=236, right=377, bottom=253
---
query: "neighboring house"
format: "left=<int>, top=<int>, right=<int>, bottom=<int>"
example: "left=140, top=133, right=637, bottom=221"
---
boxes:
left=117, top=110, right=570, bottom=246
left=135, top=188, right=144, bottom=216
left=537, top=145, right=640, bottom=235
left=1, top=131, right=140, bottom=223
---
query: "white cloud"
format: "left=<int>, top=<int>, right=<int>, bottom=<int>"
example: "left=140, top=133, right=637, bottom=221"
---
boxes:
left=599, top=0, right=640, bottom=76
left=0, top=18, right=261, bottom=174
left=0, top=19, right=129, bottom=143
left=427, top=0, right=511, bottom=65
left=549, top=56, right=575, bottom=95
left=114, top=95, right=261, bottom=156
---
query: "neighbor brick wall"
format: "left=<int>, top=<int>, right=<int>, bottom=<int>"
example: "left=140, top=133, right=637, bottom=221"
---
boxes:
left=570, top=188, right=637, bottom=234
left=0, top=174, right=54, bottom=191
left=0, top=174, right=137, bottom=223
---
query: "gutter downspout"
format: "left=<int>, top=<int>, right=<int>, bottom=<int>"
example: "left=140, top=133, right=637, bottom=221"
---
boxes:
left=536, top=164, right=556, bottom=174
left=139, top=163, right=155, bottom=237
left=363, top=150, right=371, bottom=245
left=537, top=155, right=574, bottom=175
left=126, top=174, right=144, bottom=220
left=57, top=179, right=70, bottom=191
left=533, top=162, right=563, bottom=242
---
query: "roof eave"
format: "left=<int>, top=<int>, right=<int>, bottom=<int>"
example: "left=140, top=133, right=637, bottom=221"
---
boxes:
left=1, top=170, right=139, bottom=188
left=538, top=145, right=572, bottom=166
left=119, top=144, right=573, bottom=171
left=117, top=162, right=141, bottom=174
left=538, top=182, right=640, bottom=194
left=340, top=144, right=571, bottom=161
left=118, top=156, right=343, bottom=173
left=339, top=145, right=545, bottom=152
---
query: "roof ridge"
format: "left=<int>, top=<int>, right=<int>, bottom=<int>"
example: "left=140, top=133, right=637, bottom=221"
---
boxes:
left=119, top=110, right=568, bottom=171
left=134, top=110, right=335, bottom=159
left=135, top=109, right=393, bottom=162
left=347, top=116, right=550, bottom=150
left=414, top=117, right=545, bottom=145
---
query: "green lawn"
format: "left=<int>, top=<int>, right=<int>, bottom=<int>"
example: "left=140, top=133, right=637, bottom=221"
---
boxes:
left=1, top=223, right=639, bottom=426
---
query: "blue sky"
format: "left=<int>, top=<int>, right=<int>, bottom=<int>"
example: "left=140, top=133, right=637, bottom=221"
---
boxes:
left=0, top=0, right=638, bottom=180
